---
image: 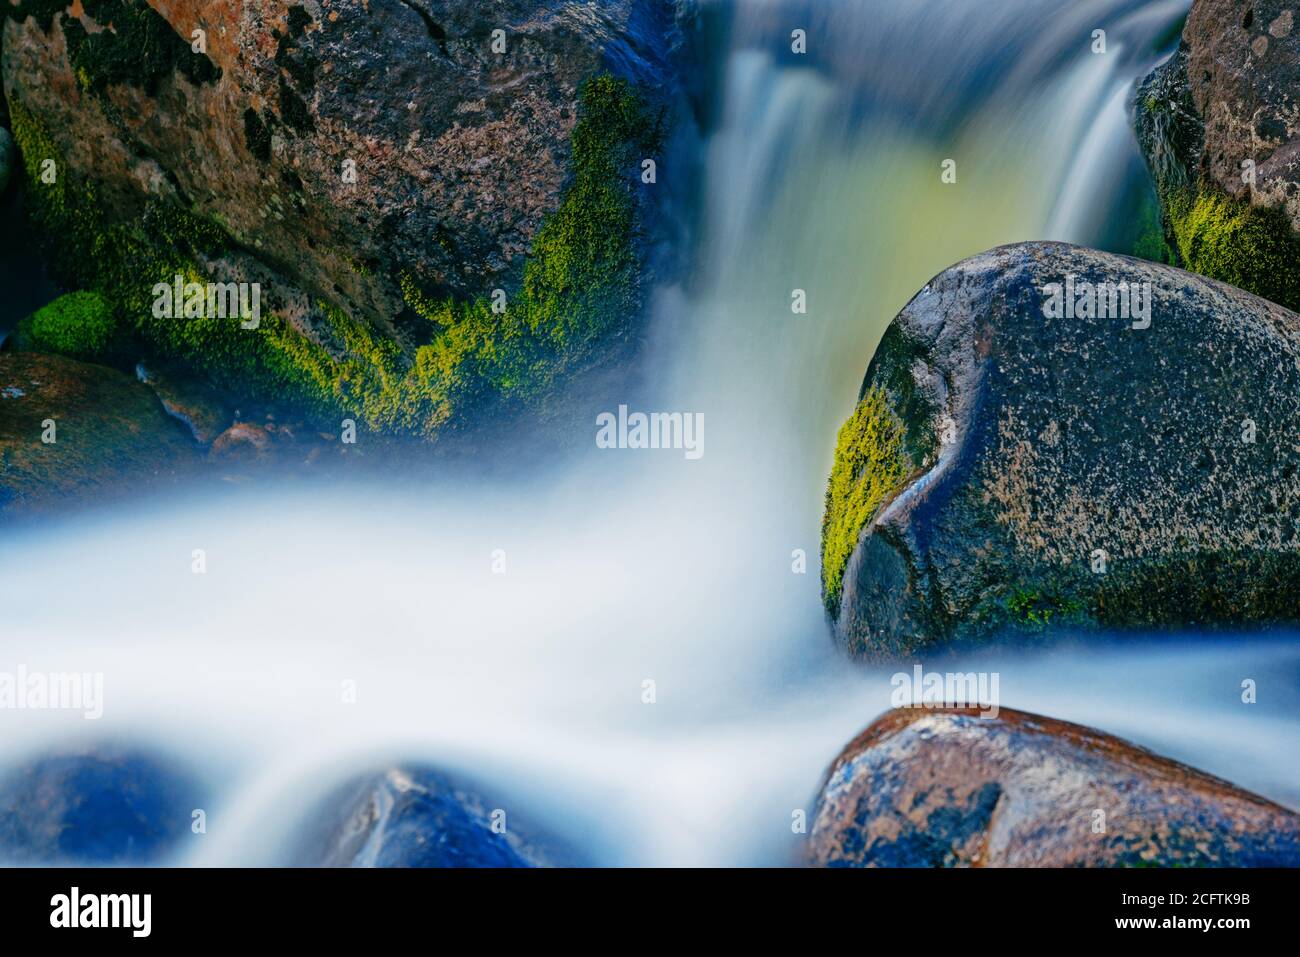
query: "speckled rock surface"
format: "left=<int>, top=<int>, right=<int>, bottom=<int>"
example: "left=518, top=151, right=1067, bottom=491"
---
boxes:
left=0, top=351, right=199, bottom=515
left=805, top=707, right=1300, bottom=867
left=1136, top=0, right=1300, bottom=229
left=0, top=746, right=204, bottom=865
left=1, top=0, right=678, bottom=341
left=292, top=765, right=583, bottom=867
left=825, top=241, right=1300, bottom=659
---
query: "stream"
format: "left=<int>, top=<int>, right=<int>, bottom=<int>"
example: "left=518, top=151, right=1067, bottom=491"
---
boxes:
left=3, top=0, right=1297, bottom=867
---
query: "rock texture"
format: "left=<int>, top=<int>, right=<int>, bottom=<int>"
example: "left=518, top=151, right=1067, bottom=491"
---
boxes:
left=0, top=747, right=204, bottom=864
left=822, top=242, right=1300, bottom=659
left=292, top=765, right=582, bottom=867
left=3, top=0, right=670, bottom=318
left=806, top=707, right=1300, bottom=867
left=0, top=351, right=200, bottom=514
left=1139, top=0, right=1300, bottom=228
left=1135, top=0, right=1300, bottom=309
left=0, top=0, right=679, bottom=435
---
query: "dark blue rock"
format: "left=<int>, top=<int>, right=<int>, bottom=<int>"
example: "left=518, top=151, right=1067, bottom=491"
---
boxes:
left=294, top=766, right=581, bottom=868
left=0, top=746, right=203, bottom=864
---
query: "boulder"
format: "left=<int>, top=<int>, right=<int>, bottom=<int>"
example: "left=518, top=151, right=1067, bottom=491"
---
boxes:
left=0, top=746, right=204, bottom=865
left=135, top=360, right=231, bottom=446
left=1135, top=0, right=1300, bottom=309
left=0, top=351, right=199, bottom=516
left=292, top=765, right=582, bottom=867
left=805, top=707, right=1300, bottom=867
left=0, top=0, right=680, bottom=435
left=821, top=242, right=1300, bottom=659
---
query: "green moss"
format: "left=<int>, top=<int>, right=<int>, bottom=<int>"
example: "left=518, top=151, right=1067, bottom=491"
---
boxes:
left=16, top=292, right=118, bottom=359
left=9, top=73, right=658, bottom=439
left=1005, top=588, right=1084, bottom=630
left=820, top=387, right=912, bottom=616
left=1131, top=188, right=1175, bottom=265
left=1166, top=189, right=1300, bottom=311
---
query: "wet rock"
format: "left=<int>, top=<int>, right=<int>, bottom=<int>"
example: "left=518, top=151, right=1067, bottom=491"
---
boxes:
left=0, top=746, right=204, bottom=865
left=806, top=707, right=1300, bottom=867
left=207, top=421, right=274, bottom=460
left=136, top=361, right=231, bottom=446
left=1, top=1, right=680, bottom=436
left=293, top=766, right=582, bottom=867
left=821, top=242, right=1300, bottom=659
left=0, top=351, right=198, bottom=517
left=1135, top=0, right=1300, bottom=309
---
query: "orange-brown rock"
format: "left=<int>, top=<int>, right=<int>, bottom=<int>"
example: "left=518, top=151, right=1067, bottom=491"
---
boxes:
left=806, top=707, right=1300, bottom=867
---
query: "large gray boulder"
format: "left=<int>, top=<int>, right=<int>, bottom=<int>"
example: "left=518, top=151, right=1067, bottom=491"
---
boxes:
left=821, top=242, right=1300, bottom=659
left=805, top=707, right=1300, bottom=867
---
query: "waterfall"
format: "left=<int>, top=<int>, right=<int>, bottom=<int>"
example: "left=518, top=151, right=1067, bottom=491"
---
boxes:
left=6, top=0, right=1295, bottom=868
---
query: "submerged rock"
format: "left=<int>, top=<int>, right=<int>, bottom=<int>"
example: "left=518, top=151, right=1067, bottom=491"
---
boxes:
left=0, top=351, right=199, bottom=516
left=136, top=361, right=231, bottom=446
left=1135, top=0, right=1300, bottom=309
left=0, top=746, right=204, bottom=865
left=806, top=707, right=1300, bottom=867
left=821, top=242, right=1299, bottom=659
left=293, top=765, right=582, bottom=867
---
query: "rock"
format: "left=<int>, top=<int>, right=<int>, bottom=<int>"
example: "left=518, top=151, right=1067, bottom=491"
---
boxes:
left=821, top=242, right=1300, bottom=659
left=1, top=0, right=680, bottom=436
left=136, top=361, right=231, bottom=446
left=208, top=421, right=274, bottom=460
left=1135, top=0, right=1300, bottom=309
left=0, top=746, right=204, bottom=865
left=0, top=351, right=199, bottom=516
left=806, top=707, right=1300, bottom=867
left=292, top=766, right=582, bottom=867
left=0, top=126, right=12, bottom=195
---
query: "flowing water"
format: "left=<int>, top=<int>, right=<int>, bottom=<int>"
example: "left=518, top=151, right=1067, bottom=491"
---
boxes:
left=4, top=0, right=1298, bottom=866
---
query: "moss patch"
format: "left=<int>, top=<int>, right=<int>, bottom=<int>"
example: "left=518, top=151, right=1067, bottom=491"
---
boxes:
left=1004, top=587, right=1084, bottom=630
left=16, top=291, right=117, bottom=359
left=10, top=73, right=658, bottom=438
left=1166, top=188, right=1300, bottom=312
left=821, top=386, right=912, bottom=616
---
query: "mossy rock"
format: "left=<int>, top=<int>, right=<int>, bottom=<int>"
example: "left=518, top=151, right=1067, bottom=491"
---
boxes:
left=823, top=242, right=1300, bottom=660
left=6, top=74, right=659, bottom=440
left=1133, top=9, right=1300, bottom=309
left=15, top=291, right=118, bottom=360
left=0, top=351, right=199, bottom=516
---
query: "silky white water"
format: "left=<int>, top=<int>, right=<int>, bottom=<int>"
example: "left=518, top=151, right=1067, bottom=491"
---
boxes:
left=3, top=0, right=1297, bottom=866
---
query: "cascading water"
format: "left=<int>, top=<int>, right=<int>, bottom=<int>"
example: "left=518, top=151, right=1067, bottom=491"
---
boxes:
left=3, top=0, right=1297, bottom=867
